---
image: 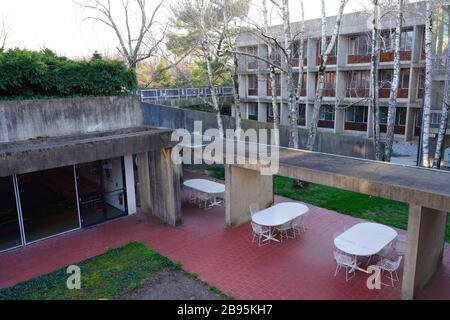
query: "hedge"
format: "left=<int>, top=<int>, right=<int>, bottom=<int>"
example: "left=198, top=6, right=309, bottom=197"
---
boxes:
left=0, top=49, right=137, bottom=99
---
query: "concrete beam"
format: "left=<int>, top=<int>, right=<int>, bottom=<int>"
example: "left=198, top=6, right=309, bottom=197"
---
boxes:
left=402, top=205, right=448, bottom=300
left=225, top=165, right=274, bottom=228
left=146, top=148, right=182, bottom=226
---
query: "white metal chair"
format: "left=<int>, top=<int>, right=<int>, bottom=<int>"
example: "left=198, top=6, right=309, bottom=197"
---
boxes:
left=291, top=215, right=307, bottom=237
left=251, top=222, right=270, bottom=246
left=275, top=222, right=293, bottom=242
left=377, top=255, right=403, bottom=287
left=393, top=234, right=407, bottom=256
left=333, top=250, right=357, bottom=282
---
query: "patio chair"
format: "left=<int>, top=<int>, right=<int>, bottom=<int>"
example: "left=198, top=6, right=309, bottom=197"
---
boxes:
left=333, top=251, right=357, bottom=282
left=275, top=222, right=293, bottom=242
left=290, top=216, right=307, bottom=239
left=393, top=234, right=407, bottom=256
left=251, top=222, right=270, bottom=246
left=377, top=255, right=403, bottom=287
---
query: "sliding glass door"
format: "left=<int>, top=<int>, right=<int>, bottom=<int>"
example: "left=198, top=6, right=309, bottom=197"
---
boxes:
left=76, top=157, right=128, bottom=227
left=16, top=166, right=80, bottom=243
left=0, top=177, right=22, bottom=252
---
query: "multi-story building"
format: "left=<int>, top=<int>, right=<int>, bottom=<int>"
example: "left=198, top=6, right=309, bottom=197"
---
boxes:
left=236, top=1, right=449, bottom=149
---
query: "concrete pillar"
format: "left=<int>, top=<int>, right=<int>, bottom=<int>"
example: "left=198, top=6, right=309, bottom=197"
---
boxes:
left=259, top=102, right=268, bottom=122
left=139, top=149, right=182, bottom=226
left=367, top=105, right=374, bottom=138
left=124, top=155, right=137, bottom=215
left=401, top=205, right=448, bottom=300
left=334, top=107, right=345, bottom=134
left=405, top=106, right=416, bottom=142
left=225, top=165, right=274, bottom=228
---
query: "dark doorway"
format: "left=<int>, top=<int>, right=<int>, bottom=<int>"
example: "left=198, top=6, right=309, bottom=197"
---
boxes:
left=0, top=177, right=22, bottom=252
left=76, top=158, right=128, bottom=227
left=16, top=167, right=80, bottom=243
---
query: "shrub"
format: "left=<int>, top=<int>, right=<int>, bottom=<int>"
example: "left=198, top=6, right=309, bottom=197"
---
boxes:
left=0, top=49, right=137, bottom=99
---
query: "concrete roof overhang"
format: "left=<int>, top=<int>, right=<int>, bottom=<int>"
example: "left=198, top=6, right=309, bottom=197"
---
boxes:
left=0, top=126, right=176, bottom=177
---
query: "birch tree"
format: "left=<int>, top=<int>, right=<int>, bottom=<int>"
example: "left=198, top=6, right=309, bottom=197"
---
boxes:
left=433, top=44, right=450, bottom=168
left=370, top=0, right=383, bottom=160
left=77, top=0, right=166, bottom=68
left=422, top=0, right=434, bottom=167
left=384, top=0, right=404, bottom=162
left=0, top=16, right=9, bottom=51
left=306, top=0, right=348, bottom=151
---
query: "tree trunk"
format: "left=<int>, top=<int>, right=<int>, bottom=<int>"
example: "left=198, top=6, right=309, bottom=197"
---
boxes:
left=206, top=56, right=225, bottom=137
left=232, top=54, right=242, bottom=133
left=371, top=0, right=382, bottom=161
left=384, top=0, right=403, bottom=162
left=306, top=0, right=347, bottom=151
left=433, top=46, right=450, bottom=168
left=422, top=1, right=434, bottom=167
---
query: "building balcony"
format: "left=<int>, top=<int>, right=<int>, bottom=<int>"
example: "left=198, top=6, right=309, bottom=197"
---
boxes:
left=379, top=88, right=409, bottom=99
left=322, top=88, right=336, bottom=97
left=380, top=51, right=412, bottom=62
left=318, top=120, right=335, bottom=129
left=344, top=122, right=368, bottom=132
left=316, top=55, right=337, bottom=66
left=380, top=124, right=406, bottom=135
left=346, top=88, right=370, bottom=98
left=347, top=54, right=371, bottom=64
left=292, top=58, right=308, bottom=68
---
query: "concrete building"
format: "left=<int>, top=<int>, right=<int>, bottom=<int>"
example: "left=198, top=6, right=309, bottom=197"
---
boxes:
left=236, top=1, right=450, bottom=154
left=0, top=96, right=181, bottom=254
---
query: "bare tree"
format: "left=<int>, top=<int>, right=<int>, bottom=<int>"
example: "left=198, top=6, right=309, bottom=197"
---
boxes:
left=0, top=15, right=10, bottom=51
left=306, top=0, right=348, bottom=151
left=384, top=0, right=404, bottom=162
left=77, top=0, right=166, bottom=68
left=422, top=0, right=434, bottom=167
left=433, top=45, right=450, bottom=168
left=370, top=0, right=383, bottom=160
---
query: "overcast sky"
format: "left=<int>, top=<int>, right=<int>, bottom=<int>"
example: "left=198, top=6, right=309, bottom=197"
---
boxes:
left=0, top=0, right=372, bottom=58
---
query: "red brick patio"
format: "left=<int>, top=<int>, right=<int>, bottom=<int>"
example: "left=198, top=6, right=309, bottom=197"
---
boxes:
left=0, top=172, right=449, bottom=300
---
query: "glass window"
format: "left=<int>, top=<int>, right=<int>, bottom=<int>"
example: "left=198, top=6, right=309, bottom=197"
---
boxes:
left=298, top=104, right=306, bottom=126
left=293, top=73, right=307, bottom=90
left=380, top=107, right=406, bottom=126
left=17, top=166, right=80, bottom=243
left=348, top=71, right=371, bottom=89
left=400, top=29, right=414, bottom=51
left=0, top=177, right=22, bottom=252
left=400, top=69, right=410, bottom=89
left=348, top=35, right=370, bottom=55
left=319, top=105, right=335, bottom=121
left=324, top=72, right=336, bottom=89
left=248, top=103, right=258, bottom=120
left=248, top=75, right=258, bottom=96
left=346, top=106, right=368, bottom=123
left=380, top=70, right=393, bottom=89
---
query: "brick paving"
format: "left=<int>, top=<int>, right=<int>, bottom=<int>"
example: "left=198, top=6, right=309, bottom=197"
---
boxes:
left=0, top=172, right=448, bottom=300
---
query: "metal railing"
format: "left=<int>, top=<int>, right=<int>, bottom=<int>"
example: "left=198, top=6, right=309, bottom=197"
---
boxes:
left=140, top=87, right=233, bottom=102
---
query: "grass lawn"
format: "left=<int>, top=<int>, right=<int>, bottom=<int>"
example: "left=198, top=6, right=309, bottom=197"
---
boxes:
left=193, top=166, right=450, bottom=243
left=0, top=243, right=231, bottom=300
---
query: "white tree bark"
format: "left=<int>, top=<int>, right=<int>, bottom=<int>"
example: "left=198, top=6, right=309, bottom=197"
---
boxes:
left=263, top=0, right=280, bottom=132
left=370, top=0, right=382, bottom=160
left=433, top=46, right=450, bottom=168
left=384, top=0, right=403, bottom=162
left=306, top=0, right=348, bottom=151
left=422, top=0, right=434, bottom=167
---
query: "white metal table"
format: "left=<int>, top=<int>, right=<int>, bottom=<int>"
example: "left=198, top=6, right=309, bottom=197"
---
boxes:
left=251, top=202, right=309, bottom=242
left=334, top=222, right=398, bottom=273
left=183, top=179, right=226, bottom=208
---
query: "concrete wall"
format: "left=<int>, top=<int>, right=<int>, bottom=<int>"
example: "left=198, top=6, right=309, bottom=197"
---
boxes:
left=142, top=103, right=380, bottom=160
left=0, top=96, right=143, bottom=143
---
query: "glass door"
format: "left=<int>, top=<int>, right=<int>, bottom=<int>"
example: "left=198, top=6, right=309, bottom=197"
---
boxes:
left=0, top=176, right=23, bottom=252
left=76, top=158, right=128, bottom=227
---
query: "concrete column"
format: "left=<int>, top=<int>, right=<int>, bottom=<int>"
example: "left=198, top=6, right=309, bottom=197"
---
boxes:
left=124, top=155, right=137, bottom=215
left=259, top=103, right=268, bottom=122
left=225, top=165, right=274, bottom=228
left=334, top=107, right=344, bottom=134
left=367, top=105, right=374, bottom=138
left=405, top=106, right=416, bottom=142
left=139, top=148, right=182, bottom=226
left=402, top=205, right=448, bottom=300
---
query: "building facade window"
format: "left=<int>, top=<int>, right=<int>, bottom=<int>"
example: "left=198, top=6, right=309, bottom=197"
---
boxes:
left=379, top=107, right=407, bottom=134
left=345, top=106, right=368, bottom=131
left=244, top=46, right=258, bottom=70
left=248, top=103, right=258, bottom=120
left=267, top=104, right=280, bottom=123
left=298, top=104, right=306, bottom=126
left=347, top=70, right=370, bottom=97
left=400, top=29, right=414, bottom=51
left=248, top=75, right=258, bottom=96
left=319, top=105, right=335, bottom=129
left=267, top=74, right=281, bottom=96
left=348, top=35, right=371, bottom=55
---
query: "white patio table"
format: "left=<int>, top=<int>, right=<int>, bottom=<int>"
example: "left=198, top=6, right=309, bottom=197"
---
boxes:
left=183, top=179, right=226, bottom=208
left=251, top=202, right=309, bottom=242
left=334, top=222, right=398, bottom=273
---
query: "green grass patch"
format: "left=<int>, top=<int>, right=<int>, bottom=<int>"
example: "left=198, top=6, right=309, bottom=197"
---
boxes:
left=191, top=166, right=450, bottom=242
left=0, top=243, right=176, bottom=300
